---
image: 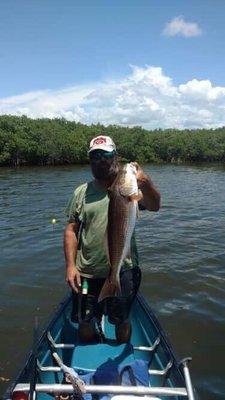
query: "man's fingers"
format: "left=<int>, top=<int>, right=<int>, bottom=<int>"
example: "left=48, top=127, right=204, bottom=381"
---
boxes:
left=74, top=273, right=81, bottom=293
left=68, top=277, right=80, bottom=293
left=131, top=161, right=140, bottom=169
left=131, top=161, right=142, bottom=176
left=65, top=268, right=81, bottom=293
left=67, top=277, right=76, bottom=291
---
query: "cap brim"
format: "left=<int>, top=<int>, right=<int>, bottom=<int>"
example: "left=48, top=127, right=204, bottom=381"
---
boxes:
left=89, top=145, right=115, bottom=153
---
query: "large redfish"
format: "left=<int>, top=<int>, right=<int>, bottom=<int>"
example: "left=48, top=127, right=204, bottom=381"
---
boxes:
left=98, top=163, right=142, bottom=302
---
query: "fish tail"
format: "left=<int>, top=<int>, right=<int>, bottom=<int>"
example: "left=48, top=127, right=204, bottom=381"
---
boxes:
left=98, top=277, right=121, bottom=302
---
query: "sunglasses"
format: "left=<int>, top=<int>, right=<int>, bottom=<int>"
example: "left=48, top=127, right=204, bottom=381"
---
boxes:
left=89, top=150, right=116, bottom=161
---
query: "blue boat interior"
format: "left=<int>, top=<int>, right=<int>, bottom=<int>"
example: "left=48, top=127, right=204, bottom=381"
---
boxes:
left=29, top=296, right=185, bottom=400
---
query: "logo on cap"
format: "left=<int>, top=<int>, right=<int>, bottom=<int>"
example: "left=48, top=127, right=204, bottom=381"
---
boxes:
left=93, top=137, right=107, bottom=145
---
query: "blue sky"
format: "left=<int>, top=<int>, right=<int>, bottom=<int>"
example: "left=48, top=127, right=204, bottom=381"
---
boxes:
left=0, top=0, right=225, bottom=129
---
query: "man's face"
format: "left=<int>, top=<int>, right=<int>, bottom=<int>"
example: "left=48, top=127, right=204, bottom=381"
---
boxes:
left=89, top=150, right=118, bottom=181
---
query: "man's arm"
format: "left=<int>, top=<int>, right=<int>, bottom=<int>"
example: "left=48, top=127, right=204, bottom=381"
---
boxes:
left=132, top=162, right=160, bottom=212
left=64, top=221, right=81, bottom=293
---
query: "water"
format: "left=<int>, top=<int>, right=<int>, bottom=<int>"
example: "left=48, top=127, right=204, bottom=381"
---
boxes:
left=0, top=164, right=225, bottom=399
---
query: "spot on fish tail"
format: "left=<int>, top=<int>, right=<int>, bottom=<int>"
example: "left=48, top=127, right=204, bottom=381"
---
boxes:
left=98, top=278, right=121, bottom=302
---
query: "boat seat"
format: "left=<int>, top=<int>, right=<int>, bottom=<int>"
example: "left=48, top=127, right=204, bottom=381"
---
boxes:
left=72, top=343, right=135, bottom=372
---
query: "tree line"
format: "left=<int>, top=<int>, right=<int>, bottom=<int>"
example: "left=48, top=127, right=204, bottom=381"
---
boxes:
left=0, top=115, right=225, bottom=167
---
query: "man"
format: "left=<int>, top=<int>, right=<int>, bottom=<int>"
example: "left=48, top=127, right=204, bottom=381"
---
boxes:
left=64, top=135, right=160, bottom=343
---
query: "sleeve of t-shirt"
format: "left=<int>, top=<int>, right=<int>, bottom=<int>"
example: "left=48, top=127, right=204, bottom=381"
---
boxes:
left=64, top=184, right=86, bottom=223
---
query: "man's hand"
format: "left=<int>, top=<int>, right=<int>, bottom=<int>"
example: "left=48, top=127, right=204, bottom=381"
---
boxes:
left=131, top=161, right=149, bottom=189
left=66, top=265, right=81, bottom=293
left=64, top=222, right=81, bottom=292
left=131, top=161, right=160, bottom=212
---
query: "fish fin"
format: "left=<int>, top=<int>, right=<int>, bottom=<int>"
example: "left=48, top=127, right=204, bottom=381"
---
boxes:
left=119, top=188, right=130, bottom=199
left=129, top=190, right=143, bottom=201
left=98, top=277, right=121, bottom=302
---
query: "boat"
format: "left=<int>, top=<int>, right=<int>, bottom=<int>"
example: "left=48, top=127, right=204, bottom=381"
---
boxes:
left=3, top=292, right=195, bottom=400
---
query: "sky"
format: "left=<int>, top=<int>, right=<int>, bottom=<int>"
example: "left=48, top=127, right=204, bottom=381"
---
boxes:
left=0, top=0, right=225, bottom=129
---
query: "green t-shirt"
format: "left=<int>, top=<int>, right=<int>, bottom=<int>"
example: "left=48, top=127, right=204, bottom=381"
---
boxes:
left=65, top=181, right=139, bottom=278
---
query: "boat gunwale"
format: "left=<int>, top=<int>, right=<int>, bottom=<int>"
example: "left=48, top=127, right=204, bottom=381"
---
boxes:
left=136, top=293, right=185, bottom=379
left=2, top=293, right=72, bottom=400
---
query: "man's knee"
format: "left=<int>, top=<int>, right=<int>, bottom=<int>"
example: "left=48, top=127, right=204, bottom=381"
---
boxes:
left=78, top=322, right=97, bottom=343
left=115, top=321, right=132, bottom=344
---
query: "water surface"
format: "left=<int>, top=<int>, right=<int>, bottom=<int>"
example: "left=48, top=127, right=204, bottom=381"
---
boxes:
left=0, top=164, right=225, bottom=399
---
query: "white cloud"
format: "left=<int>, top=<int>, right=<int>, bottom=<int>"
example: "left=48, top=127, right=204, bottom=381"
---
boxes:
left=179, top=79, right=225, bottom=101
left=163, top=16, right=202, bottom=37
left=0, top=65, right=225, bottom=129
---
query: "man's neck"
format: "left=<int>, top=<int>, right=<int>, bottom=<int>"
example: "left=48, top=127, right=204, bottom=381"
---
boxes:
left=94, top=179, right=111, bottom=190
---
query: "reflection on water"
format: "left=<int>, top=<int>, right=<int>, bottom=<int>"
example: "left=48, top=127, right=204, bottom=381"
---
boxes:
left=0, top=164, right=225, bottom=399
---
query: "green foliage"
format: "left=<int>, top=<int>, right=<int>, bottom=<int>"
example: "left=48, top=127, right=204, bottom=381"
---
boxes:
left=0, top=115, right=225, bottom=166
